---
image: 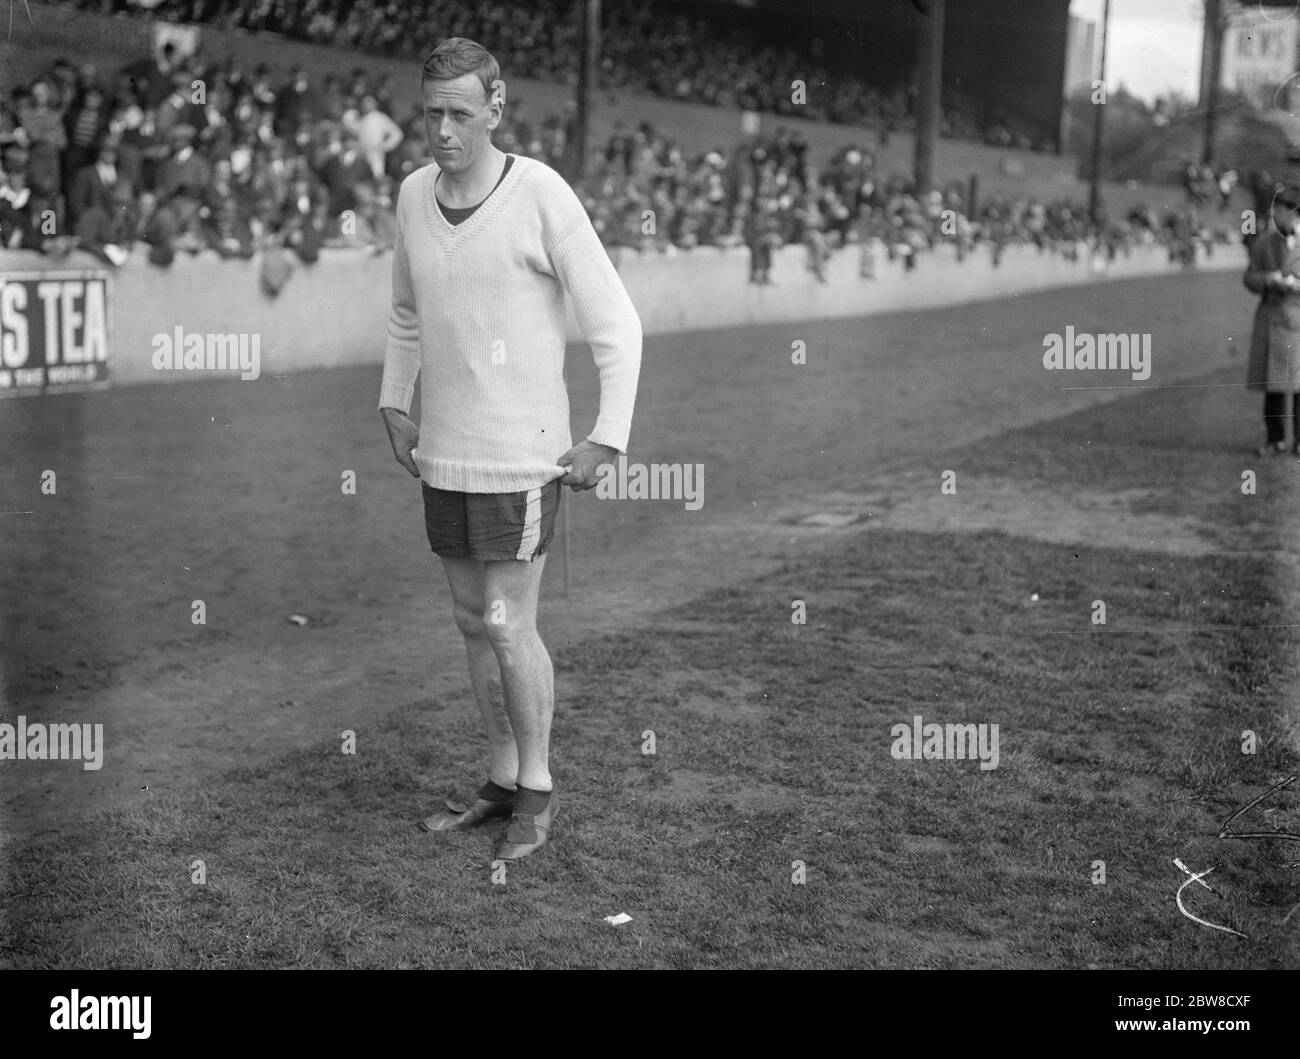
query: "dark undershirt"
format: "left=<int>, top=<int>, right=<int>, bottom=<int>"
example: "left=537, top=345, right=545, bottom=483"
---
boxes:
left=437, top=154, right=515, bottom=225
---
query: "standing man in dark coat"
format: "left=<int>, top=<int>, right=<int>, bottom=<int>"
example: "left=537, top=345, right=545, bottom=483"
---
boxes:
left=1243, top=184, right=1300, bottom=457
left=320, top=134, right=371, bottom=216
left=274, top=66, right=320, bottom=136
left=67, top=140, right=117, bottom=232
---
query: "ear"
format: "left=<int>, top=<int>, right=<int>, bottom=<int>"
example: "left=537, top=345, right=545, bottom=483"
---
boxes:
left=487, top=79, right=506, bottom=129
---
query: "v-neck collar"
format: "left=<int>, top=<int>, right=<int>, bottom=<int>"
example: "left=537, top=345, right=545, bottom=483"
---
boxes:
left=424, top=154, right=520, bottom=246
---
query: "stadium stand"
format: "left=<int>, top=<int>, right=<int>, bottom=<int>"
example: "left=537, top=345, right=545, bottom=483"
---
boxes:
left=1, top=6, right=1236, bottom=273
left=73, top=0, right=1001, bottom=139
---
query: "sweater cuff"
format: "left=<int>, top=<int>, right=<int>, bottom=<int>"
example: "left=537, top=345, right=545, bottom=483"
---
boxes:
left=378, top=378, right=415, bottom=415
left=587, top=415, right=632, bottom=454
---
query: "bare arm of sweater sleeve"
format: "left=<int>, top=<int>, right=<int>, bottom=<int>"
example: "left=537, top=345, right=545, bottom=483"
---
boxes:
left=377, top=189, right=421, bottom=413
left=549, top=217, right=642, bottom=452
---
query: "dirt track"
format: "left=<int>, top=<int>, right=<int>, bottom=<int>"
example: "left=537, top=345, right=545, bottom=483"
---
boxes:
left=0, top=269, right=1277, bottom=844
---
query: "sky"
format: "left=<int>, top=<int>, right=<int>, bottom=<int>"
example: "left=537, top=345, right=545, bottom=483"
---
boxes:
left=1067, top=0, right=1297, bottom=103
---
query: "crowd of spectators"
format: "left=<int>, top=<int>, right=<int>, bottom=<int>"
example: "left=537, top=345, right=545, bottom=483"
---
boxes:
left=1, top=45, right=456, bottom=266
left=1183, top=161, right=1241, bottom=211
left=75, top=0, right=1034, bottom=147
left=0, top=45, right=1234, bottom=283
left=573, top=120, right=1233, bottom=283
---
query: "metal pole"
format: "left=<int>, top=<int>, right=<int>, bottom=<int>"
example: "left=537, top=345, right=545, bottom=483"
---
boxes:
left=912, top=0, right=945, bottom=195
left=1088, top=0, right=1111, bottom=226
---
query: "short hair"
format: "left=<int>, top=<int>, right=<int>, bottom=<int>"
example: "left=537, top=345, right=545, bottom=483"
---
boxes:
left=421, top=37, right=500, bottom=103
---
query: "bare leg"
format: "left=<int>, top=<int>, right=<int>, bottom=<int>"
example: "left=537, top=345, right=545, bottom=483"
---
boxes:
left=440, top=557, right=518, bottom=790
left=481, top=555, right=553, bottom=792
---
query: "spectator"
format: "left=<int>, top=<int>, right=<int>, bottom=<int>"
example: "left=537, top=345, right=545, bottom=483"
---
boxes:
left=320, top=133, right=371, bottom=216
left=200, top=158, right=256, bottom=258
left=277, top=172, right=327, bottom=263
left=155, top=124, right=211, bottom=199
left=62, top=84, right=110, bottom=198
left=275, top=65, right=322, bottom=134
left=74, top=177, right=133, bottom=268
left=330, top=176, right=395, bottom=253
left=0, top=148, right=43, bottom=250
left=796, top=190, right=829, bottom=282
left=105, top=96, right=150, bottom=192
left=390, top=109, right=429, bottom=182
left=1243, top=183, right=1300, bottom=457
left=1218, top=168, right=1238, bottom=212
left=155, top=70, right=201, bottom=141
left=0, top=94, right=27, bottom=151
left=744, top=199, right=782, bottom=284
left=17, top=78, right=68, bottom=212
left=48, top=59, right=80, bottom=112
left=67, top=139, right=120, bottom=232
left=120, top=42, right=180, bottom=109
left=347, top=93, right=404, bottom=180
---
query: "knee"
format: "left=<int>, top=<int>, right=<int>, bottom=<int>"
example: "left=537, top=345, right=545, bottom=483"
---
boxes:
left=452, top=601, right=485, bottom=640
left=480, top=609, right=533, bottom=653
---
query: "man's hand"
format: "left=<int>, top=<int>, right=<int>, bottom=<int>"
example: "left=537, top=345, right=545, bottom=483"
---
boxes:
left=557, top=440, right=618, bottom=491
left=380, top=406, right=420, bottom=477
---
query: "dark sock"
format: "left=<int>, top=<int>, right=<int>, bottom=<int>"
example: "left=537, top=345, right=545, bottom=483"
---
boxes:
left=514, top=784, right=552, bottom=815
left=1265, top=393, right=1287, bottom=444
left=478, top=779, right=516, bottom=803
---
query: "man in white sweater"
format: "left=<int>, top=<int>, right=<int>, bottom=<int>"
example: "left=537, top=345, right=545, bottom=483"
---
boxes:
left=379, top=38, right=641, bottom=861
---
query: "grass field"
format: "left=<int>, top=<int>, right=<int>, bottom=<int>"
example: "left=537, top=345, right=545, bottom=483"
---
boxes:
left=3, top=329, right=1298, bottom=967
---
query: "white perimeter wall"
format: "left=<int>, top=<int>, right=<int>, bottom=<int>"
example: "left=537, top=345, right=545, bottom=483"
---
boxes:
left=0, top=239, right=1247, bottom=386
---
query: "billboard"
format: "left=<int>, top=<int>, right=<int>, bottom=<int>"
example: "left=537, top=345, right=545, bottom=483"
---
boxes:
left=0, top=271, right=112, bottom=397
left=1221, top=4, right=1298, bottom=108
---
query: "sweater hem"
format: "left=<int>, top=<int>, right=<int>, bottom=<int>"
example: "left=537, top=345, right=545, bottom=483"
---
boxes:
left=415, top=454, right=568, bottom=494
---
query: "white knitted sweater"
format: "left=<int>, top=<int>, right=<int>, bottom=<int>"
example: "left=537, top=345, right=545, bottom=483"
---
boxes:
left=378, top=155, right=642, bottom=493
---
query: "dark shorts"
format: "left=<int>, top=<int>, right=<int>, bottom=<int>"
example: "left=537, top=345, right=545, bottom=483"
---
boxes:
left=422, top=481, right=561, bottom=562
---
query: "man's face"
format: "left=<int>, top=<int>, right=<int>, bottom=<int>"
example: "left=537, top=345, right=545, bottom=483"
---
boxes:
left=421, top=73, right=500, bottom=176
left=1275, top=202, right=1299, bottom=233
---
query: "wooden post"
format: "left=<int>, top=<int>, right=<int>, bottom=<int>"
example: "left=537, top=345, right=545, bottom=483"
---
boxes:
left=561, top=494, right=572, bottom=600
left=1088, top=0, right=1111, bottom=226
left=1202, top=0, right=1226, bottom=167
left=572, top=0, right=601, bottom=182
left=912, top=0, right=945, bottom=195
